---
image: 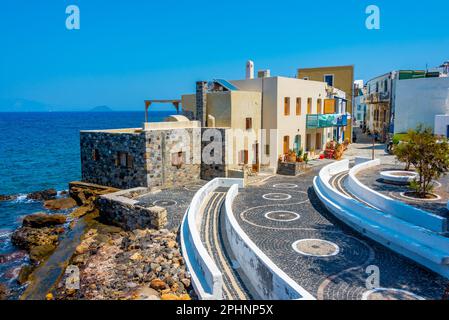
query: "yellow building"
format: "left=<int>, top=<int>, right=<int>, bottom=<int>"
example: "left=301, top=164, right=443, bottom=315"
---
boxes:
left=297, top=65, right=354, bottom=142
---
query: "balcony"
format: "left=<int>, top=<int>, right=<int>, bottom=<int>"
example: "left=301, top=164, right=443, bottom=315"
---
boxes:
left=306, top=114, right=348, bottom=129
left=365, top=92, right=390, bottom=104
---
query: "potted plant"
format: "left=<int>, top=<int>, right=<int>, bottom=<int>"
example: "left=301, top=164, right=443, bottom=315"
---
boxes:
left=288, top=149, right=297, bottom=162
left=296, top=148, right=304, bottom=162
left=303, top=152, right=309, bottom=165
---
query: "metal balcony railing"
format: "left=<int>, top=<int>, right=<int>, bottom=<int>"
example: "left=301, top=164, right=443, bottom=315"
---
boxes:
left=306, top=114, right=348, bottom=129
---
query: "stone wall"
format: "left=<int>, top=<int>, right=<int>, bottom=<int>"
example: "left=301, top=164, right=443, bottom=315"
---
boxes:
left=98, top=188, right=167, bottom=231
left=144, top=128, right=201, bottom=188
left=200, top=128, right=229, bottom=180
left=81, top=128, right=202, bottom=190
left=277, top=161, right=305, bottom=176
left=80, top=131, right=147, bottom=189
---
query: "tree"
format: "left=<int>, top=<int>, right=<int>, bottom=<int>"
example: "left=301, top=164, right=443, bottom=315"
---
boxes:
left=393, top=141, right=412, bottom=171
left=396, top=126, right=449, bottom=197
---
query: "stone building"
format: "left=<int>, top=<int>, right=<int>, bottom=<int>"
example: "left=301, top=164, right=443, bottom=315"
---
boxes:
left=80, top=119, right=203, bottom=190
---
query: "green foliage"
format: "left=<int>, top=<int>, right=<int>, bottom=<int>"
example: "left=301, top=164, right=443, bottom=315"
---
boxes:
left=296, top=148, right=303, bottom=158
left=392, top=133, right=409, bottom=145
left=303, top=152, right=309, bottom=164
left=397, top=125, right=449, bottom=197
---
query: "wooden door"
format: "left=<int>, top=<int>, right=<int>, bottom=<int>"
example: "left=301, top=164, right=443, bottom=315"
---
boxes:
left=283, top=136, right=290, bottom=154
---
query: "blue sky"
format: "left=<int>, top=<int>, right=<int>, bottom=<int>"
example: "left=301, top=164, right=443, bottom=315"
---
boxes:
left=0, top=0, right=448, bottom=111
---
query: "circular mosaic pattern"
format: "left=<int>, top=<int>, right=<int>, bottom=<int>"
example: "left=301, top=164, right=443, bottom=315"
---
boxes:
left=292, top=239, right=340, bottom=257
left=262, top=193, right=292, bottom=201
left=152, top=199, right=177, bottom=207
left=273, top=183, right=298, bottom=189
left=362, top=288, right=425, bottom=300
left=264, top=211, right=300, bottom=222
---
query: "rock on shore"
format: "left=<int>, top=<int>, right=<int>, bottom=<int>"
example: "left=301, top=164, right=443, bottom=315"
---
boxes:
left=27, top=189, right=57, bottom=201
left=11, top=213, right=67, bottom=264
left=56, top=228, right=192, bottom=300
left=44, top=198, right=77, bottom=211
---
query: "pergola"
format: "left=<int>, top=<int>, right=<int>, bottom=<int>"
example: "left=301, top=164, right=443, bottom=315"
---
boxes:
left=144, top=99, right=181, bottom=122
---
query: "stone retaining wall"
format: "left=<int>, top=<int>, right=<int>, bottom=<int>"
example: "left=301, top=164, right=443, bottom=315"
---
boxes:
left=98, top=188, right=167, bottom=231
left=81, top=131, right=147, bottom=189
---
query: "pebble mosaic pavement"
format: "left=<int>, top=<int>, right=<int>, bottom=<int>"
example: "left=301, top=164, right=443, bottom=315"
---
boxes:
left=232, top=164, right=449, bottom=300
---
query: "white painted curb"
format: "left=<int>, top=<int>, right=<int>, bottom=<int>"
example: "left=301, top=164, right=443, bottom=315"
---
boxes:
left=223, top=184, right=316, bottom=300
left=313, top=161, right=449, bottom=279
left=346, top=159, right=447, bottom=233
left=180, top=178, right=244, bottom=300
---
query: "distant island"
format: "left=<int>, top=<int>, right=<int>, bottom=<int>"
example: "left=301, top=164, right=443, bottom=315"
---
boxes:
left=89, top=105, right=114, bottom=112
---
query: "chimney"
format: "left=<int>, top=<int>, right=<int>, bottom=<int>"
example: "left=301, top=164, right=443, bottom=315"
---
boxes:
left=196, top=81, right=207, bottom=127
left=246, top=60, right=254, bottom=79
left=257, top=70, right=271, bottom=78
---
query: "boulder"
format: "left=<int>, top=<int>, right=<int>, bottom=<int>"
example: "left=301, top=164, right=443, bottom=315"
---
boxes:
left=27, top=189, right=57, bottom=201
left=11, top=227, right=59, bottom=250
left=17, top=265, right=34, bottom=285
left=70, top=204, right=95, bottom=219
left=22, top=213, right=66, bottom=228
left=30, top=244, right=56, bottom=263
left=150, top=278, right=167, bottom=290
left=44, top=198, right=77, bottom=210
left=0, top=283, right=8, bottom=300
left=0, top=194, right=17, bottom=202
left=132, top=286, right=160, bottom=300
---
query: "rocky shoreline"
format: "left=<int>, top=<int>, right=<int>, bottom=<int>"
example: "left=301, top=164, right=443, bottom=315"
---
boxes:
left=54, top=227, right=192, bottom=300
left=0, top=183, right=192, bottom=301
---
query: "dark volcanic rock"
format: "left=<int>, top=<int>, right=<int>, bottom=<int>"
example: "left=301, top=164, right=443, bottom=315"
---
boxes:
left=0, top=283, right=8, bottom=300
left=0, top=194, right=17, bottom=202
left=17, top=265, right=34, bottom=285
left=11, top=227, right=61, bottom=250
left=44, top=198, right=77, bottom=210
left=23, top=213, right=67, bottom=228
left=30, top=244, right=56, bottom=263
left=27, top=189, right=57, bottom=201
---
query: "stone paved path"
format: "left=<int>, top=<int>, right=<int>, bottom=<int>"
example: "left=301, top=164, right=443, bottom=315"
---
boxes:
left=232, top=164, right=449, bottom=300
left=199, top=191, right=252, bottom=300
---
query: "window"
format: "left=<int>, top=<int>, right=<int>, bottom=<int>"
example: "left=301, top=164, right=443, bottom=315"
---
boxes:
left=307, top=98, right=312, bottom=114
left=171, top=151, right=185, bottom=169
left=245, top=117, right=252, bottom=130
left=384, top=79, right=388, bottom=92
left=116, top=152, right=133, bottom=168
left=239, top=150, right=249, bottom=165
left=317, top=99, right=322, bottom=114
left=284, top=97, right=290, bottom=116
left=92, top=149, right=100, bottom=161
left=265, top=145, right=270, bottom=155
left=324, top=74, right=334, bottom=87
left=303, top=77, right=309, bottom=80
left=296, top=98, right=302, bottom=115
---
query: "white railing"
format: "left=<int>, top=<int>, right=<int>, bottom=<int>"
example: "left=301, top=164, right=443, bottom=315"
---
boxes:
left=180, top=178, right=244, bottom=300
left=314, top=161, right=449, bottom=279
left=346, top=158, right=447, bottom=233
left=224, top=184, right=315, bottom=300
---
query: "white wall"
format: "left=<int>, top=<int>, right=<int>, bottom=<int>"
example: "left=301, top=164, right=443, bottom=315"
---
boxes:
left=224, top=184, right=315, bottom=300
left=394, top=77, right=449, bottom=133
left=231, top=77, right=333, bottom=168
left=435, top=114, right=449, bottom=137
